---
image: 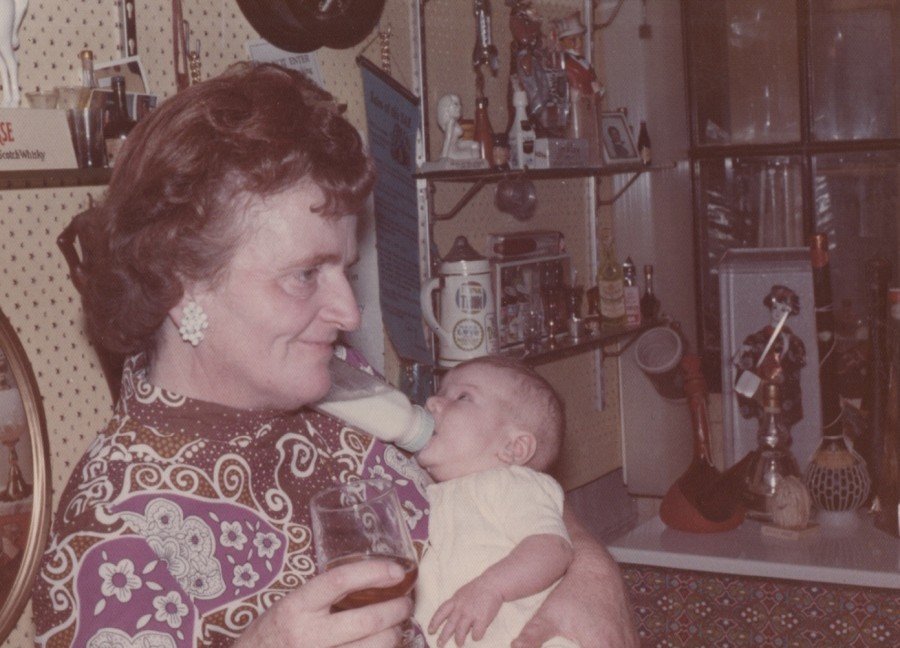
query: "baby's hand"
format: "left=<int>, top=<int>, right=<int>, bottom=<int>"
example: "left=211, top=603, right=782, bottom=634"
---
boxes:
left=428, top=578, right=503, bottom=647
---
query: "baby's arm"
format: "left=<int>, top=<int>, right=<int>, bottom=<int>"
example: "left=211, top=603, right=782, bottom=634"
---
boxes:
left=428, top=533, right=573, bottom=648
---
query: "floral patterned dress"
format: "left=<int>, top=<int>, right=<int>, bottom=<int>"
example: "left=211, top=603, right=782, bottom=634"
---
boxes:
left=32, top=353, right=430, bottom=647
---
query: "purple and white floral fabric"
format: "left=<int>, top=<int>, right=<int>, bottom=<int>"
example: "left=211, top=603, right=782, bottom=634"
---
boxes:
left=32, top=353, right=430, bottom=647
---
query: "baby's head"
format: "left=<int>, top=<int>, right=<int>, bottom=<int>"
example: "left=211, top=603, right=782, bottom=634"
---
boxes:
left=416, top=356, right=565, bottom=482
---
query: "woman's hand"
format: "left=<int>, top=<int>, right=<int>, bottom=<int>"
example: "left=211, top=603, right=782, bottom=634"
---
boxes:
left=513, top=507, right=639, bottom=648
left=234, top=558, right=413, bottom=648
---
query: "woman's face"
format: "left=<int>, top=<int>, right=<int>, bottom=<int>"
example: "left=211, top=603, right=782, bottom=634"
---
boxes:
left=180, top=182, right=360, bottom=410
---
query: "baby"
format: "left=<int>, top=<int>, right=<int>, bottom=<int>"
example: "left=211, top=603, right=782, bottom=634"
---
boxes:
left=414, top=356, right=577, bottom=648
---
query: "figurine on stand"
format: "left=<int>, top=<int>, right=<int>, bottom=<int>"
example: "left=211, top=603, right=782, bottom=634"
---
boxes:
left=733, top=285, right=807, bottom=427
left=0, top=0, right=27, bottom=107
left=437, top=93, right=481, bottom=160
left=553, top=11, right=603, bottom=162
left=507, top=0, right=568, bottom=136
left=554, top=11, right=603, bottom=99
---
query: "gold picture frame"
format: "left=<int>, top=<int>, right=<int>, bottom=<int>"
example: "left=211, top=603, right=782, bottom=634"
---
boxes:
left=0, top=306, right=50, bottom=641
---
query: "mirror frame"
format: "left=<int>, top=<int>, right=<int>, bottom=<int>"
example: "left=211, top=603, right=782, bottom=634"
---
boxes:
left=0, top=306, right=50, bottom=641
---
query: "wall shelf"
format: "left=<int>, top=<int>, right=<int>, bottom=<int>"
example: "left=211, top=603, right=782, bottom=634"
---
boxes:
left=501, top=319, right=662, bottom=367
left=419, top=163, right=672, bottom=221
left=0, top=168, right=111, bottom=190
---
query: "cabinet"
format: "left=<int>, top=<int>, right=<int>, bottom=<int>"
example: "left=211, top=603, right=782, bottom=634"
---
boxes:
left=684, top=0, right=900, bottom=389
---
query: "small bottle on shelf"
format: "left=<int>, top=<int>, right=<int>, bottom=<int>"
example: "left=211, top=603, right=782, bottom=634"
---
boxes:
left=80, top=49, right=97, bottom=90
left=637, top=120, right=652, bottom=165
left=104, top=76, right=136, bottom=167
left=622, top=256, right=641, bottom=328
left=640, top=264, right=661, bottom=321
left=597, top=227, right=625, bottom=328
left=473, top=96, right=494, bottom=165
left=508, top=89, right=535, bottom=169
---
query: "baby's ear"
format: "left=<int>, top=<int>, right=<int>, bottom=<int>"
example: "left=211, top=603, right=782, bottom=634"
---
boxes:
left=499, top=430, right=537, bottom=466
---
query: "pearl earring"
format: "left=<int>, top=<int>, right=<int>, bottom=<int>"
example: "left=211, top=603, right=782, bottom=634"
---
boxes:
left=178, top=300, right=208, bottom=346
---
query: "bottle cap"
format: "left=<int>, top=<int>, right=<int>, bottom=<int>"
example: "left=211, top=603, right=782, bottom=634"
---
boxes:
left=889, top=287, right=900, bottom=320
left=396, top=405, right=435, bottom=452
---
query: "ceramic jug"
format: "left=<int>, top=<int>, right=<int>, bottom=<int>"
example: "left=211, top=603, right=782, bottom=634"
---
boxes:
left=420, top=236, right=499, bottom=367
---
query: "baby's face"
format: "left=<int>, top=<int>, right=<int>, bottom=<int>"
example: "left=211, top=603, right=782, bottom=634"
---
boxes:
left=416, top=363, right=516, bottom=482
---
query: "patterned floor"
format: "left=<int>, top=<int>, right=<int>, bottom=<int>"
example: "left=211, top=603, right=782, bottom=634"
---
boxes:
left=621, top=565, right=900, bottom=647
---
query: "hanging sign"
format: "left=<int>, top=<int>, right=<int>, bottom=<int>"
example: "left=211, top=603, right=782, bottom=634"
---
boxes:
left=357, top=56, right=431, bottom=365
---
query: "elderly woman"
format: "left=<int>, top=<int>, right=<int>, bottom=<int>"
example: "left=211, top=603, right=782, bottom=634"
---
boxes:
left=32, top=63, right=637, bottom=648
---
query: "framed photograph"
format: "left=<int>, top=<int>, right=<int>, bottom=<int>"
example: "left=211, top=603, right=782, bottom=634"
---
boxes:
left=600, top=112, right=640, bottom=164
left=95, top=55, right=149, bottom=94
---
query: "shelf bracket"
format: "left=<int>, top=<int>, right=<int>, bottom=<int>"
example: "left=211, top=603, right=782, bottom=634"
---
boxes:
left=596, top=169, right=645, bottom=206
left=431, top=177, right=490, bottom=221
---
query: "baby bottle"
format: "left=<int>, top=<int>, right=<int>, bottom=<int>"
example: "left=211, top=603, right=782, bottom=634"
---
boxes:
left=312, top=354, right=435, bottom=452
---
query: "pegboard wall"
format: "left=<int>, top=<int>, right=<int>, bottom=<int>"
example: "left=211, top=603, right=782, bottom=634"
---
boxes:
left=0, top=1, right=400, bottom=644
left=422, top=0, right=623, bottom=490
left=0, top=1, right=622, bottom=643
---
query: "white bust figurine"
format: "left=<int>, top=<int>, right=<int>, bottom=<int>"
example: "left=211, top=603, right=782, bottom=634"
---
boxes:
left=437, top=93, right=479, bottom=160
left=0, top=0, right=28, bottom=107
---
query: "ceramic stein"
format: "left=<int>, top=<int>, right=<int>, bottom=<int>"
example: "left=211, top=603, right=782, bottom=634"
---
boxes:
left=420, top=236, right=499, bottom=367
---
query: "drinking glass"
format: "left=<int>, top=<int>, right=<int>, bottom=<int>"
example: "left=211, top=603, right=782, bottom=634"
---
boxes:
left=309, top=478, right=417, bottom=610
left=522, top=304, right=544, bottom=353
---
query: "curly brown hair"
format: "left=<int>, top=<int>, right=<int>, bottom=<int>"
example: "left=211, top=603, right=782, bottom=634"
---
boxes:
left=78, top=62, right=375, bottom=357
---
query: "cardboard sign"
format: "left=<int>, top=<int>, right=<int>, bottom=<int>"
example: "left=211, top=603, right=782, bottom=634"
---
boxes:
left=0, top=108, right=77, bottom=170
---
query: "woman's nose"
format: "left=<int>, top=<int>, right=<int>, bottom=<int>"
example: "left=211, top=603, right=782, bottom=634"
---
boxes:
left=325, top=274, right=361, bottom=332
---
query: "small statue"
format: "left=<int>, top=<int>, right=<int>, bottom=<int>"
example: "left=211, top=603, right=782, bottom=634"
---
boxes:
left=554, top=11, right=603, bottom=98
left=0, top=0, right=27, bottom=107
left=436, top=93, right=479, bottom=160
left=733, top=284, right=807, bottom=426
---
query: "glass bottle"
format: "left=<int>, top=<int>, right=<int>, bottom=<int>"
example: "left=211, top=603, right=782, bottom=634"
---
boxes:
left=508, top=89, right=535, bottom=169
left=473, top=96, right=494, bottom=164
left=597, top=227, right=625, bottom=328
left=622, top=256, right=641, bottom=327
left=312, top=354, right=434, bottom=453
left=640, top=264, right=661, bottom=321
left=637, top=120, right=652, bottom=165
left=104, top=76, right=136, bottom=167
left=80, top=49, right=97, bottom=90
left=858, top=256, right=892, bottom=502
left=743, top=382, right=802, bottom=520
left=804, top=232, right=871, bottom=514
left=875, top=288, right=900, bottom=536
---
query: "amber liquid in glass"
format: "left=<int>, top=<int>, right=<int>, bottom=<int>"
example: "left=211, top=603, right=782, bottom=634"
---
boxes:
left=326, top=554, right=418, bottom=610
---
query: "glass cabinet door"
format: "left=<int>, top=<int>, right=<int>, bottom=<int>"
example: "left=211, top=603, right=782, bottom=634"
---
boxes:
left=685, top=0, right=900, bottom=390
left=685, top=0, right=800, bottom=146
left=695, top=155, right=804, bottom=370
left=809, top=1, right=900, bottom=142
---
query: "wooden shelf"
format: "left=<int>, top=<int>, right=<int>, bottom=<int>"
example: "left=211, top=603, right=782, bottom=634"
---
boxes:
left=0, top=168, right=111, bottom=190
left=414, top=162, right=663, bottom=182
left=500, top=319, right=663, bottom=366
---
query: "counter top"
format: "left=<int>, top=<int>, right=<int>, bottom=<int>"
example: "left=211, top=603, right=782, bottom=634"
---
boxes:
left=608, top=513, right=900, bottom=590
